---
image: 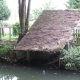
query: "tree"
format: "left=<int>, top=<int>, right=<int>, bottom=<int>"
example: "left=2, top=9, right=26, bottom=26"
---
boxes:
left=66, top=0, right=80, bottom=9
left=0, top=0, right=11, bottom=40
left=18, top=0, right=31, bottom=43
left=0, top=0, right=11, bottom=20
left=31, top=1, right=54, bottom=20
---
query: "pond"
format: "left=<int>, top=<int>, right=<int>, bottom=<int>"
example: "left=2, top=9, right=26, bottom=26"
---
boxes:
left=0, top=62, right=80, bottom=80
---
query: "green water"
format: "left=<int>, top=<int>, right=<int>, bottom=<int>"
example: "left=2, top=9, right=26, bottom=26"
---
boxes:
left=0, top=62, right=80, bottom=80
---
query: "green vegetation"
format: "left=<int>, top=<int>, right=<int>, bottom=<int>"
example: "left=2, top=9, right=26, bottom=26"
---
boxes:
left=0, top=0, right=11, bottom=20
left=61, top=46, right=80, bottom=69
left=2, top=35, right=18, bottom=40
left=66, top=0, right=80, bottom=9
left=0, top=43, right=12, bottom=55
left=12, top=22, right=32, bottom=36
left=12, top=22, right=20, bottom=36
left=31, top=1, right=54, bottom=20
left=0, top=0, right=11, bottom=40
left=28, top=23, right=33, bottom=30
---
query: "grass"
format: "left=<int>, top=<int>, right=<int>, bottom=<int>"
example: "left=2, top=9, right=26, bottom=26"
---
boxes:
left=1, top=35, right=18, bottom=41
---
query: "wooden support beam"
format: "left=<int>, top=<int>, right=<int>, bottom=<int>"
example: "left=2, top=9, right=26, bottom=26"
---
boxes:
left=47, top=57, right=59, bottom=65
left=9, top=27, right=11, bottom=41
left=26, top=51, right=31, bottom=62
left=0, top=27, right=1, bottom=40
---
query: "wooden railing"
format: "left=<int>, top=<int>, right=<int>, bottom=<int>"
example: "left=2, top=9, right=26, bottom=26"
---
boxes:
left=0, top=26, right=12, bottom=41
left=73, top=29, right=80, bottom=46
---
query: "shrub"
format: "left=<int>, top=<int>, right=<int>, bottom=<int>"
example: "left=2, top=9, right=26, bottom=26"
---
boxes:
left=0, top=44, right=12, bottom=55
left=61, top=46, right=80, bottom=68
left=12, top=22, right=20, bottom=36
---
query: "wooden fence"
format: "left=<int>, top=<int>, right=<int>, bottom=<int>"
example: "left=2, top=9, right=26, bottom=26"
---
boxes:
left=0, top=26, right=12, bottom=41
left=73, top=29, right=80, bottom=46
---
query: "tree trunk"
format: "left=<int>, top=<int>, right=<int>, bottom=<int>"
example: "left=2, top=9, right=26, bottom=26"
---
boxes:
left=18, top=0, right=22, bottom=31
left=25, top=0, right=31, bottom=33
left=18, top=0, right=31, bottom=43
left=18, top=0, right=26, bottom=43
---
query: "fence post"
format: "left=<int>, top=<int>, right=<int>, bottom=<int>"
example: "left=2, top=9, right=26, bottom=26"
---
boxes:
left=73, top=28, right=80, bottom=46
left=26, top=51, right=31, bottom=62
left=9, top=27, right=11, bottom=41
left=0, top=27, right=1, bottom=40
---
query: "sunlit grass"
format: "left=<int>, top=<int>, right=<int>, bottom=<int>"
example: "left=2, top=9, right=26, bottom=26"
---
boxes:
left=1, top=35, right=18, bottom=41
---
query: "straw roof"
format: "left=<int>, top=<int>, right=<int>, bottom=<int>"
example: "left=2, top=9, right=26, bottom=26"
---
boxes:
left=15, top=10, right=80, bottom=52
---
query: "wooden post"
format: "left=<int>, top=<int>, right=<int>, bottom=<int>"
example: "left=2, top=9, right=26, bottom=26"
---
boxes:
left=26, top=51, right=31, bottom=62
left=59, top=53, right=65, bottom=69
left=0, top=27, right=1, bottom=40
left=9, top=27, right=11, bottom=41
left=2, top=24, right=4, bottom=37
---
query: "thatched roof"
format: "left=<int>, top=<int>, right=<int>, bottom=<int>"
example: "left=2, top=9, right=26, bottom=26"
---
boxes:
left=15, top=10, right=80, bottom=52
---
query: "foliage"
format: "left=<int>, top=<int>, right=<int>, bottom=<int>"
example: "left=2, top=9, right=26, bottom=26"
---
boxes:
left=61, top=46, right=80, bottom=68
left=12, top=22, right=20, bottom=36
left=12, top=22, right=32, bottom=36
left=31, top=1, right=54, bottom=20
left=0, top=0, right=11, bottom=20
left=0, top=43, right=12, bottom=55
left=0, top=21, right=10, bottom=26
left=28, top=23, right=32, bottom=30
left=66, top=0, right=80, bottom=9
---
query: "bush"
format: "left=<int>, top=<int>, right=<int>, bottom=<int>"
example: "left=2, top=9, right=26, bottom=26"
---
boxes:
left=0, top=44, right=12, bottom=55
left=12, top=22, right=20, bottom=36
left=61, top=46, right=80, bottom=68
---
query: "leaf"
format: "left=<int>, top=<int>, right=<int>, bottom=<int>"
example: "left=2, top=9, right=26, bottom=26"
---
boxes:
left=66, top=62, right=72, bottom=67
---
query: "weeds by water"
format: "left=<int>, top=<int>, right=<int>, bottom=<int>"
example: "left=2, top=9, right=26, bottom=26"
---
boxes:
left=61, top=46, right=80, bottom=70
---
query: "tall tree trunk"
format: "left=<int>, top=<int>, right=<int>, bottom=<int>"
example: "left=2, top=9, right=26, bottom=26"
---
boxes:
left=18, top=0, right=22, bottom=31
left=25, top=0, right=31, bottom=33
left=21, top=0, right=26, bottom=34
left=18, top=0, right=26, bottom=43
left=18, top=0, right=31, bottom=43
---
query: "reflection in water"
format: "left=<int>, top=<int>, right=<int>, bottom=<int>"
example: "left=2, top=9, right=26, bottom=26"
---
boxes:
left=0, top=75, right=18, bottom=80
left=43, top=70, right=45, bottom=74
left=0, top=62, right=80, bottom=80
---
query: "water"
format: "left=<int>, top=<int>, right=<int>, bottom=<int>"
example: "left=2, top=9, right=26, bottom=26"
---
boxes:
left=0, top=62, right=80, bottom=80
